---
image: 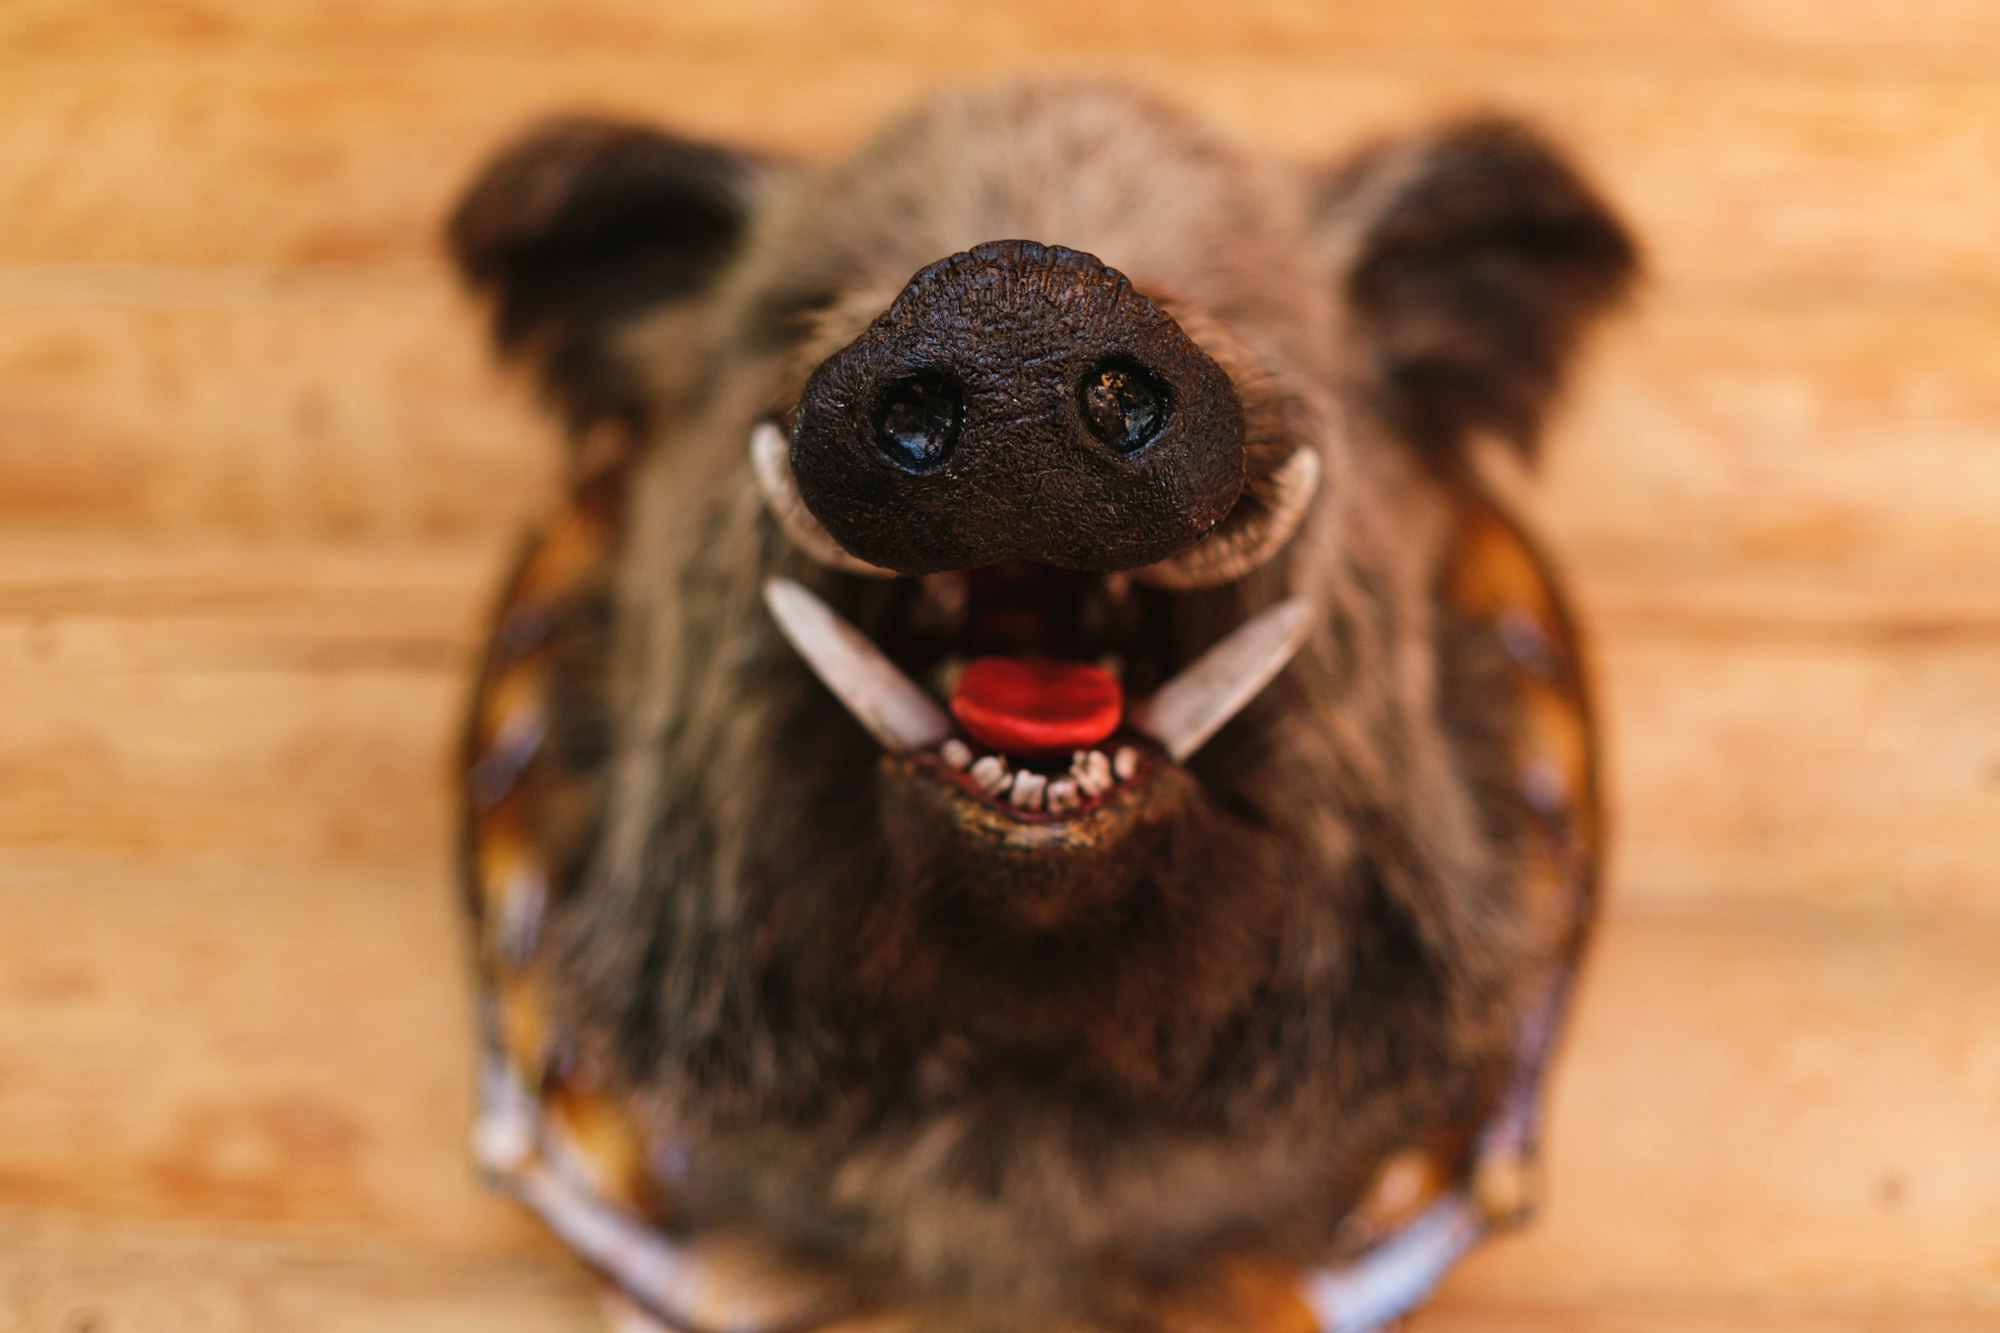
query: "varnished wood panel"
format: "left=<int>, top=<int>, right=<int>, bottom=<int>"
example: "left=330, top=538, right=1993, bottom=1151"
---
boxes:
left=6, top=1220, right=1993, bottom=1333
left=0, top=283, right=551, bottom=538
left=1600, top=636, right=2000, bottom=911
left=0, top=54, right=1995, bottom=295
left=10, top=0, right=2000, bottom=72
left=1448, top=912, right=2000, bottom=1308
left=0, top=858, right=543, bottom=1253
left=1540, top=298, right=2000, bottom=588
left=1, top=1220, right=595, bottom=1333
left=2, top=2, right=1995, bottom=1327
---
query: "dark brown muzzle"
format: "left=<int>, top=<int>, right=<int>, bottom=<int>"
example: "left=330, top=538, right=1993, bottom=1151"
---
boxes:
left=790, top=240, right=1246, bottom=575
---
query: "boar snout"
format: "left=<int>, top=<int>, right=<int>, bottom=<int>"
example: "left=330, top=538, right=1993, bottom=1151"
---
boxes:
left=789, top=239, right=1246, bottom=575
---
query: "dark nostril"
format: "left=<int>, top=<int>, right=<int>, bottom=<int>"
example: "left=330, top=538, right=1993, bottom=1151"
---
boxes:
left=875, top=373, right=963, bottom=472
left=1079, top=358, right=1171, bottom=454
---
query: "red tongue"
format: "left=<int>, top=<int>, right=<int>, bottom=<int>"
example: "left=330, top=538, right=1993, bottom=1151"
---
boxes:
left=950, top=657, right=1123, bottom=757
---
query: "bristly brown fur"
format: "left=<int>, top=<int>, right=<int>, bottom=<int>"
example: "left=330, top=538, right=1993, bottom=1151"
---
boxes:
left=450, top=81, right=1635, bottom=1329
left=447, top=114, right=775, bottom=435
left=1316, top=116, right=1640, bottom=464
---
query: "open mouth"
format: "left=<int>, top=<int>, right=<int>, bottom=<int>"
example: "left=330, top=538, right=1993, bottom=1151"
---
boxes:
left=753, top=426, right=1317, bottom=825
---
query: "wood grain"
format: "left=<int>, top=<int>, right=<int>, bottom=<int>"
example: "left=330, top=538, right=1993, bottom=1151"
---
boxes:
left=1600, top=634, right=2000, bottom=912
left=10, top=0, right=2000, bottom=72
left=0, top=281, right=551, bottom=538
left=0, top=53, right=1995, bottom=295
left=1421, top=1301, right=2000, bottom=1333
left=5, top=1221, right=1992, bottom=1333
left=0, top=613, right=464, bottom=870
left=1448, top=911, right=2000, bottom=1308
left=2, top=2, right=1995, bottom=1327
left=0, top=855, right=544, bottom=1254
left=1, top=1219, right=595, bottom=1333
left=1540, top=297, right=2000, bottom=588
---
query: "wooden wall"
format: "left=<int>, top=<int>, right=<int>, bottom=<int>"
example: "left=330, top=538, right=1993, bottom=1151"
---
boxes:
left=3, top=3, right=1996, bottom=1328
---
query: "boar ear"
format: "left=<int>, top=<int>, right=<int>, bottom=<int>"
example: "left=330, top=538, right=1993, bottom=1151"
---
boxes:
left=448, top=115, right=773, bottom=432
left=1317, top=117, right=1638, bottom=464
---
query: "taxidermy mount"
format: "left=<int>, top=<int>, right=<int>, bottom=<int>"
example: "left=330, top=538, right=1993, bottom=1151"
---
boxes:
left=452, top=80, right=1634, bottom=1333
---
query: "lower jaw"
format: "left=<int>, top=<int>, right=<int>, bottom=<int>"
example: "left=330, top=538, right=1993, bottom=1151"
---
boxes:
left=880, top=749, right=1204, bottom=929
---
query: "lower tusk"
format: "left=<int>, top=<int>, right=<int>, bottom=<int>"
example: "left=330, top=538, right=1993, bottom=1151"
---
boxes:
left=763, top=578, right=953, bottom=752
left=750, top=421, right=895, bottom=578
left=1135, top=447, right=1321, bottom=590
left=1127, top=598, right=1315, bottom=762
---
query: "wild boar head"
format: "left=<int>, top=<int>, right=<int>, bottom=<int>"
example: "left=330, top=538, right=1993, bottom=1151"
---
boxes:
left=451, top=81, right=1633, bottom=1321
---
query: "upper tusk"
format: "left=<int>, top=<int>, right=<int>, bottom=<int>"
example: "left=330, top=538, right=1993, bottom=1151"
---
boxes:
left=1135, top=447, right=1321, bottom=590
left=750, top=421, right=896, bottom=578
left=762, top=578, right=954, bottom=753
left=1127, top=598, right=1316, bottom=762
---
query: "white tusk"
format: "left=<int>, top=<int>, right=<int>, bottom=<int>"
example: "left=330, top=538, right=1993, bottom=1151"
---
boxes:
left=762, top=578, right=953, bottom=753
left=1127, top=598, right=1316, bottom=762
left=1136, top=447, right=1321, bottom=590
left=749, top=421, right=896, bottom=578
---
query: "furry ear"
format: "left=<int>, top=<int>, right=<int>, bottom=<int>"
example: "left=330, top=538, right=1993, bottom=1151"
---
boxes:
left=448, top=115, right=772, bottom=432
left=1317, top=118, right=1639, bottom=464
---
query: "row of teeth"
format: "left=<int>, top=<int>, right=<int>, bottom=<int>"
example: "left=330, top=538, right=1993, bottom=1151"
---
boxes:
left=938, top=740, right=1140, bottom=813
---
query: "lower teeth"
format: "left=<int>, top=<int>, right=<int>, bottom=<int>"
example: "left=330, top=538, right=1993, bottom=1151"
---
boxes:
left=1072, top=749, right=1113, bottom=798
left=969, top=754, right=1010, bottom=795
left=942, top=745, right=1138, bottom=815
left=1009, top=771, right=1048, bottom=810
left=1046, top=779, right=1080, bottom=815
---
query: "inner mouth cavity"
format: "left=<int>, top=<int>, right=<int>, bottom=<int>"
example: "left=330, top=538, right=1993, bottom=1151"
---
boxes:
left=763, top=561, right=1314, bottom=822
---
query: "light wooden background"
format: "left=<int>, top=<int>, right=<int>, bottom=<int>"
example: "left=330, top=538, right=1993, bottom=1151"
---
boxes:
left=3, top=3, right=1997, bottom=1329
